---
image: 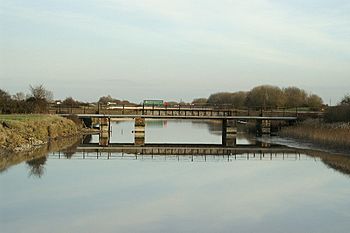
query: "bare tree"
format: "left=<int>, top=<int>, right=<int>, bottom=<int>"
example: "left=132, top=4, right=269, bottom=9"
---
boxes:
left=30, top=84, right=53, bottom=101
left=62, top=97, right=80, bottom=107
left=192, top=98, right=208, bottom=105
left=283, top=87, right=308, bottom=108
left=12, top=92, right=26, bottom=101
left=307, top=94, right=323, bottom=109
left=245, top=85, right=285, bottom=108
left=340, top=94, right=350, bottom=105
left=28, top=85, right=53, bottom=113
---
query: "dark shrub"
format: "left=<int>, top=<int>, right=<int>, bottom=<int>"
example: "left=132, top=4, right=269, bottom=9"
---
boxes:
left=324, top=105, right=350, bottom=123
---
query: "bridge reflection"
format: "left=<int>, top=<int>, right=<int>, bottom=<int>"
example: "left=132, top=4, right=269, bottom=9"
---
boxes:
left=50, top=152, right=308, bottom=162
left=51, top=142, right=303, bottom=161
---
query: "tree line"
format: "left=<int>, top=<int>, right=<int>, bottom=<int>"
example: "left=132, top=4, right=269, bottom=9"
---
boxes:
left=0, top=85, right=136, bottom=114
left=192, top=85, right=324, bottom=109
left=0, top=85, right=53, bottom=114
left=1, top=84, right=348, bottom=115
left=324, top=94, right=350, bottom=122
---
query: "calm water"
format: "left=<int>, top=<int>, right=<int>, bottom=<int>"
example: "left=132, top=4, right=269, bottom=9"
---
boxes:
left=1, top=120, right=350, bottom=233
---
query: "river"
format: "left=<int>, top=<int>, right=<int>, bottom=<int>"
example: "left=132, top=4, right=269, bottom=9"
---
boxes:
left=1, top=119, right=350, bottom=233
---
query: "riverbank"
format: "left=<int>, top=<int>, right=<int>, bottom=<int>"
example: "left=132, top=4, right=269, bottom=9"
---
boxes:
left=0, top=135, right=82, bottom=173
left=0, top=115, right=82, bottom=154
left=279, top=119, right=350, bottom=152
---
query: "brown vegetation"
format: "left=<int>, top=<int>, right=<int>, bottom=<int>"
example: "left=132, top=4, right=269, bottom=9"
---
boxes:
left=0, top=115, right=81, bottom=154
left=203, top=85, right=323, bottom=109
left=301, top=149, right=350, bottom=176
left=324, top=98, right=350, bottom=123
left=279, top=119, right=350, bottom=151
left=0, top=135, right=82, bottom=174
left=0, top=85, right=53, bottom=114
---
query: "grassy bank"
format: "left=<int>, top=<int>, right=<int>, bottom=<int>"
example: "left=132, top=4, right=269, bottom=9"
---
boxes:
left=0, top=114, right=81, bottom=153
left=279, top=119, right=350, bottom=151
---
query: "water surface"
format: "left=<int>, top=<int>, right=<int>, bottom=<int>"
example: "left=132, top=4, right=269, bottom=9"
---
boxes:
left=1, top=120, right=350, bottom=233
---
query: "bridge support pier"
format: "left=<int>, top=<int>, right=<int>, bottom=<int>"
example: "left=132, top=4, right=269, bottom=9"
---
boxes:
left=134, top=117, right=145, bottom=146
left=256, top=119, right=271, bottom=136
left=222, top=119, right=237, bottom=146
left=99, top=117, right=111, bottom=146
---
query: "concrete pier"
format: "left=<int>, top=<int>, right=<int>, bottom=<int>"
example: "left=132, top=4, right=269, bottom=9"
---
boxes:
left=134, top=117, right=145, bottom=146
left=99, top=117, right=110, bottom=146
left=222, top=119, right=237, bottom=146
left=256, top=119, right=271, bottom=136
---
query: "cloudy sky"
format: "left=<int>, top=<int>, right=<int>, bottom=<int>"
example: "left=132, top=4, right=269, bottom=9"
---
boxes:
left=1, top=0, right=349, bottom=103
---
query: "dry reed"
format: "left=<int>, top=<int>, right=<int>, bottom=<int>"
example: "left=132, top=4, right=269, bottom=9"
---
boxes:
left=280, top=119, right=350, bottom=150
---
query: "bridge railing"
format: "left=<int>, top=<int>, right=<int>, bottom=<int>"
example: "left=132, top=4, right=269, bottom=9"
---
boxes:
left=50, top=103, right=323, bottom=118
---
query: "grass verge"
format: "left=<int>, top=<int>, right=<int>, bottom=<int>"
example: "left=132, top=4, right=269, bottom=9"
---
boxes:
left=0, top=114, right=81, bottom=153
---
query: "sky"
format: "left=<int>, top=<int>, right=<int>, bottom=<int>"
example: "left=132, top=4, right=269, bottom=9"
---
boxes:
left=1, top=0, right=349, bottom=104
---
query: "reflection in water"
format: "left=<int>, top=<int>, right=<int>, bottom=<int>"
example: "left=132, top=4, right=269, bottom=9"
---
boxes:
left=57, top=144, right=350, bottom=177
left=302, top=149, right=350, bottom=177
left=0, top=136, right=82, bottom=176
left=1, top=119, right=350, bottom=233
left=26, top=156, right=47, bottom=178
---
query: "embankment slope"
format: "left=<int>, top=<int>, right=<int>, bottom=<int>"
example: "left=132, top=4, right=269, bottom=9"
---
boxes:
left=0, top=115, right=80, bottom=154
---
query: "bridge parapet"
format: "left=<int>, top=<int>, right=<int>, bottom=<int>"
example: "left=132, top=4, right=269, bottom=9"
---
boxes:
left=53, top=104, right=322, bottom=119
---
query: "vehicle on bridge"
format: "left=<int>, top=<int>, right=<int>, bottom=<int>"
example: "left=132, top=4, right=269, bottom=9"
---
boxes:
left=143, top=100, right=164, bottom=107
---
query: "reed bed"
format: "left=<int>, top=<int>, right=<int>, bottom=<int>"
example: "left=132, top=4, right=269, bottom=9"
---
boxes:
left=280, top=119, right=350, bottom=150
